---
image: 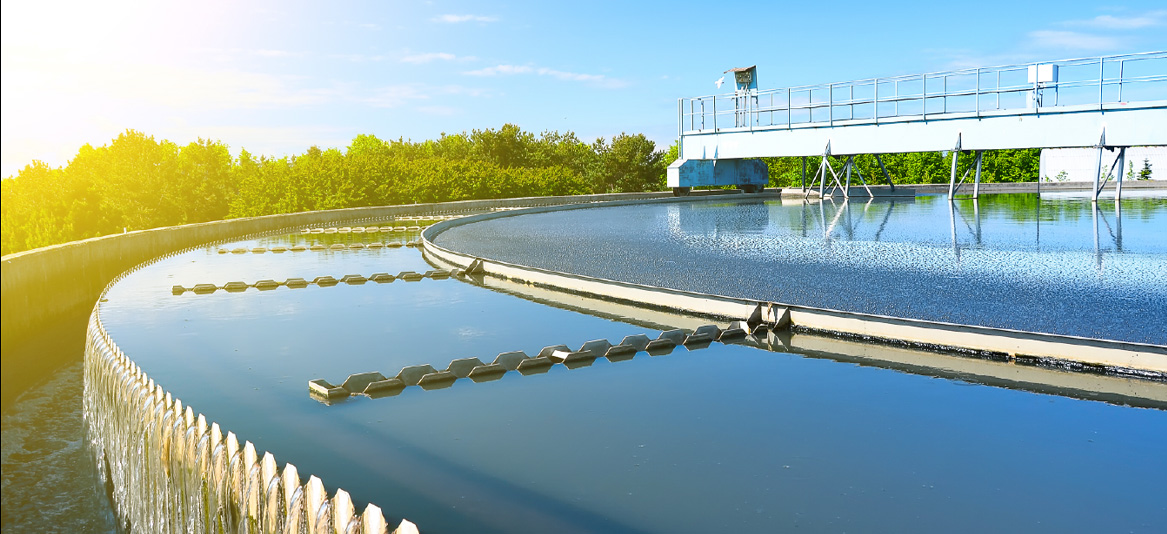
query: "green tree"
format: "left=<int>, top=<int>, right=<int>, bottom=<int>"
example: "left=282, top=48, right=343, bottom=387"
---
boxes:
left=593, top=133, right=665, bottom=193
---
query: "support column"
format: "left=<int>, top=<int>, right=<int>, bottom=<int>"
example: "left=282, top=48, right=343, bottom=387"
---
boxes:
left=972, top=150, right=983, bottom=199
left=801, top=156, right=807, bottom=191
left=947, top=135, right=962, bottom=201
left=876, top=154, right=894, bottom=191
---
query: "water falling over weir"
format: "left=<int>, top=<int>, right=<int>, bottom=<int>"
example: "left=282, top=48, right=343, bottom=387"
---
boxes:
left=82, top=312, right=417, bottom=534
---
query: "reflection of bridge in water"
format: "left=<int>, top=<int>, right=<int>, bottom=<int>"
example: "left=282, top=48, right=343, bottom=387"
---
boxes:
left=664, top=193, right=1144, bottom=271
left=670, top=52, right=1167, bottom=201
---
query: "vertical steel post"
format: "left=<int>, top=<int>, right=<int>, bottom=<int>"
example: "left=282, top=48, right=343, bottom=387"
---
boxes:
left=849, top=84, right=854, bottom=120
left=975, top=68, right=981, bottom=117
left=787, top=88, right=792, bottom=127
left=874, top=78, right=879, bottom=122
left=922, top=74, right=927, bottom=120
left=1098, top=57, right=1105, bottom=109
left=801, top=156, right=807, bottom=191
left=973, top=151, right=983, bottom=199
left=876, top=154, right=894, bottom=191
left=829, top=83, right=834, bottom=126
left=1118, top=60, right=1125, bottom=102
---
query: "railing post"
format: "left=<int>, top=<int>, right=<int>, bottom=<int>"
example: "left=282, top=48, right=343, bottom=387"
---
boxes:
left=1098, top=56, right=1105, bottom=109
left=1118, top=59, right=1125, bottom=102
left=713, top=96, right=717, bottom=132
left=874, top=78, right=879, bottom=123
left=850, top=82, right=855, bottom=120
left=922, top=74, right=927, bottom=120
left=829, top=83, right=834, bottom=126
left=975, top=68, right=980, bottom=117
left=943, top=75, right=947, bottom=114
left=787, top=88, right=792, bottom=128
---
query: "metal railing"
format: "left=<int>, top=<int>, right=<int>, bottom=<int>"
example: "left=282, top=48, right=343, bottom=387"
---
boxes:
left=679, top=51, right=1167, bottom=135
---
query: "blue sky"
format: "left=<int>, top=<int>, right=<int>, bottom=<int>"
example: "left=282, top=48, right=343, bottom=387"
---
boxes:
left=2, top=0, right=1164, bottom=176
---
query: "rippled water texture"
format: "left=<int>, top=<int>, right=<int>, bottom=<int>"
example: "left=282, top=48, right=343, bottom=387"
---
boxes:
left=435, top=192, right=1167, bottom=344
left=1, top=363, right=117, bottom=533
left=84, top=213, right=1167, bottom=533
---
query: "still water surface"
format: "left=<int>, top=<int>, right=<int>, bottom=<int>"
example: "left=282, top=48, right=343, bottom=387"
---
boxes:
left=4, top=194, right=1166, bottom=533
left=88, top=206, right=1167, bottom=533
left=436, top=192, right=1167, bottom=344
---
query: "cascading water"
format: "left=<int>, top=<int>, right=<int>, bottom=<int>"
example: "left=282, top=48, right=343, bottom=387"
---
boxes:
left=82, top=311, right=416, bottom=534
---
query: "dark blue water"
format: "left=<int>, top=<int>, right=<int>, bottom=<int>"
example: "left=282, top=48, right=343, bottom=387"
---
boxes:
left=87, top=217, right=1167, bottom=533
left=434, top=192, right=1167, bottom=344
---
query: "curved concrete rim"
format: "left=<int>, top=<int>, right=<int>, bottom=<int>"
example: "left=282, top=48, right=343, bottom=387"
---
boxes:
left=421, top=197, right=1167, bottom=379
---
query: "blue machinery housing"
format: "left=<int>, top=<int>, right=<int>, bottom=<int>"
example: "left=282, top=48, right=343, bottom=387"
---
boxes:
left=668, top=51, right=1167, bottom=199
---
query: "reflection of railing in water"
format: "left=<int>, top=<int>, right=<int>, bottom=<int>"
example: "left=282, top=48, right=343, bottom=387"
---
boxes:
left=946, top=198, right=1128, bottom=265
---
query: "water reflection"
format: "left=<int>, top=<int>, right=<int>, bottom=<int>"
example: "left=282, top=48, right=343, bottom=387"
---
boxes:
left=84, top=207, right=1167, bottom=534
left=439, top=193, right=1167, bottom=343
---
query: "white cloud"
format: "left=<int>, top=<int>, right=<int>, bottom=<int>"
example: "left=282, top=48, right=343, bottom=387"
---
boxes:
left=1063, top=10, right=1167, bottom=30
left=1026, top=30, right=1122, bottom=51
left=433, top=14, right=497, bottom=23
left=401, top=52, right=476, bottom=64
left=463, top=64, right=533, bottom=76
left=463, top=64, right=627, bottom=88
left=359, top=84, right=487, bottom=108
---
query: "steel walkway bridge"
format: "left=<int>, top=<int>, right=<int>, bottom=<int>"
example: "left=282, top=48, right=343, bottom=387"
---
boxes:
left=669, top=51, right=1167, bottom=201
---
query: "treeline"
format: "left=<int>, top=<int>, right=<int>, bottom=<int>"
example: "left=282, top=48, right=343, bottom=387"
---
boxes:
left=759, top=149, right=1041, bottom=188
left=1, top=125, right=666, bottom=255
left=2, top=123, right=1046, bottom=256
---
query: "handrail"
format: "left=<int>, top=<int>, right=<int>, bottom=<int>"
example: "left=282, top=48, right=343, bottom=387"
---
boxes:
left=680, top=51, right=1167, bottom=134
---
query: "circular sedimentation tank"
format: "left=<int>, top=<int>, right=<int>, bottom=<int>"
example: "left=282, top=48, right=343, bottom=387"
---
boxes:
left=19, top=191, right=1167, bottom=533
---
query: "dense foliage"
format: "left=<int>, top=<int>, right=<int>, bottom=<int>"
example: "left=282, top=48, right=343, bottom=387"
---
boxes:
left=758, top=149, right=1042, bottom=189
left=3, top=124, right=1048, bottom=255
left=1, top=126, right=664, bottom=255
